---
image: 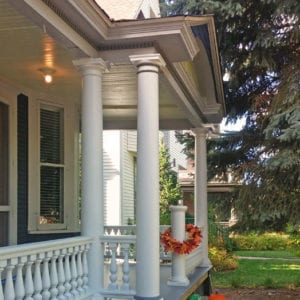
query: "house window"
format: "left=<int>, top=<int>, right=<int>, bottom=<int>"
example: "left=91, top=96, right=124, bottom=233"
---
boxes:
left=29, top=100, right=79, bottom=233
left=39, top=106, right=64, bottom=224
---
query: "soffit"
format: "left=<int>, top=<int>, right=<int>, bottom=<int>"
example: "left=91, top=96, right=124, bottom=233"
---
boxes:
left=2, top=0, right=225, bottom=129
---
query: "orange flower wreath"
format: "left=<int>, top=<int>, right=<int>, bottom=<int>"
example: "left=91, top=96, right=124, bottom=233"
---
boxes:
left=160, top=224, right=202, bottom=255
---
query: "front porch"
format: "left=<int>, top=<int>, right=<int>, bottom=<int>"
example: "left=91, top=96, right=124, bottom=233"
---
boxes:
left=0, top=227, right=210, bottom=300
left=0, top=1, right=226, bottom=299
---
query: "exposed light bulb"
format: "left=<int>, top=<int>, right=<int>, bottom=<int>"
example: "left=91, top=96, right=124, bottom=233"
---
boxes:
left=44, top=74, right=52, bottom=83
left=38, top=67, right=55, bottom=84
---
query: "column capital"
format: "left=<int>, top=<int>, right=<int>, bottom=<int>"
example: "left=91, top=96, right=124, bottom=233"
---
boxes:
left=73, top=57, right=108, bottom=76
left=191, top=127, right=208, bottom=137
left=129, top=53, right=166, bottom=69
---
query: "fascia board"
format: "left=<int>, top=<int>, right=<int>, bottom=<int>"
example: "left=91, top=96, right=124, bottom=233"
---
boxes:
left=106, top=17, right=200, bottom=61
left=186, top=17, right=225, bottom=113
left=18, top=0, right=98, bottom=58
left=67, top=0, right=111, bottom=39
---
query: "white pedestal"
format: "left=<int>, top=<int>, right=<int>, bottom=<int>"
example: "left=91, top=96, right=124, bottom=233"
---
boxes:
left=167, top=205, right=190, bottom=286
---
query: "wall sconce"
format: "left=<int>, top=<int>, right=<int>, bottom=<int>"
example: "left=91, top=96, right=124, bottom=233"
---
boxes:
left=39, top=67, right=56, bottom=84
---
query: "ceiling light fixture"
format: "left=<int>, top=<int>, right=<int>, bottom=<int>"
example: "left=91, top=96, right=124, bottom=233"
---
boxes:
left=39, top=67, right=56, bottom=84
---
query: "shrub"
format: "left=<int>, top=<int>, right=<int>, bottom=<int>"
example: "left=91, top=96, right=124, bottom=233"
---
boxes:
left=287, top=234, right=300, bottom=257
left=231, top=233, right=289, bottom=251
left=209, top=246, right=238, bottom=272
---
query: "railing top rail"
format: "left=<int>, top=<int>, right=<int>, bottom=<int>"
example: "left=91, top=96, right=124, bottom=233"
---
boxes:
left=104, top=225, right=136, bottom=229
left=0, top=236, right=93, bottom=260
left=100, top=235, right=136, bottom=243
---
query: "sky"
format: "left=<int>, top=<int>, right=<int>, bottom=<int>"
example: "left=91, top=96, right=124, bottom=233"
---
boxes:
left=220, top=117, right=246, bottom=133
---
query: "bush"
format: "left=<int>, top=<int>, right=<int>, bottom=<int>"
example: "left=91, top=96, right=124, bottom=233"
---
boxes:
left=209, top=247, right=238, bottom=272
left=231, top=233, right=289, bottom=251
left=287, top=234, right=300, bottom=257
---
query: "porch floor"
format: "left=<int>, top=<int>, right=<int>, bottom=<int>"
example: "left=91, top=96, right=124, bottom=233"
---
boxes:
left=160, top=264, right=212, bottom=300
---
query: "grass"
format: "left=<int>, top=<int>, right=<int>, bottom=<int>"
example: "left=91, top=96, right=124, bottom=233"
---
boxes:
left=234, top=250, right=299, bottom=259
left=211, top=257, right=300, bottom=288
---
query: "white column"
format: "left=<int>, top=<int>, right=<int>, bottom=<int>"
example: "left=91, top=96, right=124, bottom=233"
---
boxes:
left=73, top=58, right=107, bottom=299
left=192, top=128, right=211, bottom=266
left=130, top=54, right=165, bottom=300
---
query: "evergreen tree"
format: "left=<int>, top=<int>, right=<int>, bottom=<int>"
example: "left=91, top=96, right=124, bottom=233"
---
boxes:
left=163, top=0, right=300, bottom=230
left=159, top=139, right=182, bottom=224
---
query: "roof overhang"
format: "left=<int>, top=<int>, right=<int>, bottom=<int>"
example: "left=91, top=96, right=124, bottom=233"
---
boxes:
left=5, top=0, right=225, bottom=129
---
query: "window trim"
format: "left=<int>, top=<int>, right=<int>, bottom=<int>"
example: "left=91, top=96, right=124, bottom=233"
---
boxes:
left=28, top=97, right=79, bottom=233
left=0, top=82, right=18, bottom=245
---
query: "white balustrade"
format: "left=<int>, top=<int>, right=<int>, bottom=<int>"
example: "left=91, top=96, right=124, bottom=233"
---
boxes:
left=0, top=228, right=204, bottom=300
left=104, top=225, right=203, bottom=275
left=0, top=237, right=92, bottom=300
left=101, top=235, right=136, bottom=299
left=104, top=225, right=136, bottom=236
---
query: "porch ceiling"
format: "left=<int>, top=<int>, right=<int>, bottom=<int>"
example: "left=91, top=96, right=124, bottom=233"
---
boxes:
left=1, top=0, right=225, bottom=130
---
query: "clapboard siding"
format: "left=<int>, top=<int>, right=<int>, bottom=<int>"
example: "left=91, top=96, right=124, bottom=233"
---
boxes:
left=121, top=131, right=136, bottom=224
left=162, top=130, right=187, bottom=170
left=127, top=130, right=137, bottom=152
left=103, top=131, right=121, bottom=225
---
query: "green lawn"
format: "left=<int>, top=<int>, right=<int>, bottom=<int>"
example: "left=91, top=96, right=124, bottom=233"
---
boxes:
left=234, top=250, right=299, bottom=259
left=212, top=257, right=300, bottom=288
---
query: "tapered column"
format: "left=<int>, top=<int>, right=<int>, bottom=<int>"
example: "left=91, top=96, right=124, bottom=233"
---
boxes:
left=73, top=58, right=107, bottom=299
left=192, top=128, right=211, bottom=266
left=130, top=54, right=165, bottom=300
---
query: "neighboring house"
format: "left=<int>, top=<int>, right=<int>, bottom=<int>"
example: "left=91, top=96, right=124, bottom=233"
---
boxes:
left=0, top=0, right=225, bottom=298
left=104, top=129, right=187, bottom=226
left=103, top=130, right=137, bottom=225
left=162, top=130, right=188, bottom=172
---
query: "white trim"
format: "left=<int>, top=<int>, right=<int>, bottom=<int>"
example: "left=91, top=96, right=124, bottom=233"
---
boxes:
left=28, top=95, right=79, bottom=233
left=0, top=81, right=18, bottom=245
left=22, top=0, right=98, bottom=57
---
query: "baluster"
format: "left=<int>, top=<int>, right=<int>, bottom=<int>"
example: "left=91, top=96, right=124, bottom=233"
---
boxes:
left=104, top=242, right=110, bottom=259
left=4, top=259, right=16, bottom=300
left=64, top=251, right=72, bottom=299
left=120, top=243, right=131, bottom=291
left=33, top=254, right=43, bottom=300
left=70, top=247, right=79, bottom=298
left=15, top=256, right=26, bottom=300
left=76, top=246, right=84, bottom=295
left=108, top=242, right=118, bottom=291
left=50, top=250, right=59, bottom=299
left=41, top=252, right=51, bottom=300
left=24, top=255, right=35, bottom=300
left=57, top=249, right=66, bottom=300
left=0, top=265, right=4, bottom=299
left=82, top=244, right=89, bottom=293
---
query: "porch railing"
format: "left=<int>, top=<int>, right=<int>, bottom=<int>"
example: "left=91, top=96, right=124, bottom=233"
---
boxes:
left=0, top=236, right=92, bottom=300
left=102, top=225, right=204, bottom=298
left=0, top=228, right=204, bottom=300
left=101, top=234, right=136, bottom=298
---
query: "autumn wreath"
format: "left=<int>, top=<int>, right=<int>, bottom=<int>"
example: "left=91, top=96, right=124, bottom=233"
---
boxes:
left=160, top=224, right=202, bottom=255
